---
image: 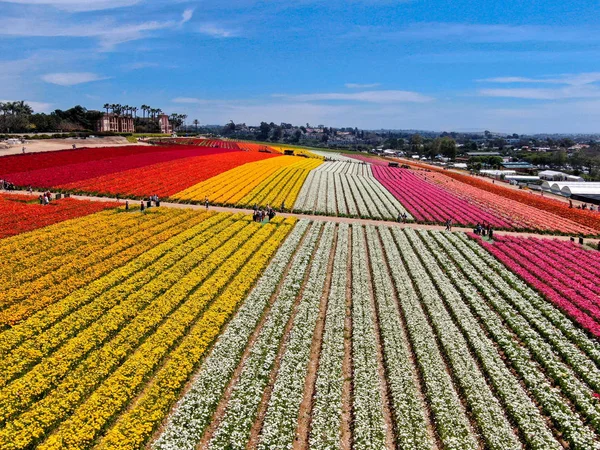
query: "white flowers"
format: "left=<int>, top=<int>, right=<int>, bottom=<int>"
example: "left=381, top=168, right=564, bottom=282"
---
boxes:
left=293, top=162, right=411, bottom=220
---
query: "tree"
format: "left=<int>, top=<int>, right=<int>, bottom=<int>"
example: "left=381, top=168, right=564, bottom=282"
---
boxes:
left=440, top=137, right=457, bottom=159
left=410, top=134, right=422, bottom=152
left=193, top=119, right=199, bottom=132
left=270, top=125, right=283, bottom=142
left=256, top=122, right=271, bottom=141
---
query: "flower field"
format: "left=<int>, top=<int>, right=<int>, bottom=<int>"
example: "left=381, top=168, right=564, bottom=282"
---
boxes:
left=372, top=166, right=511, bottom=228
left=56, top=150, right=278, bottom=198
left=0, top=193, right=117, bottom=239
left=476, top=234, right=600, bottom=338
left=153, top=222, right=600, bottom=450
left=294, top=161, right=412, bottom=219
left=171, top=155, right=304, bottom=205
left=0, top=207, right=296, bottom=449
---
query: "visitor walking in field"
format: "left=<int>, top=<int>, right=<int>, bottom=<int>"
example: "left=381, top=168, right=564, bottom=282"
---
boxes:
left=205, top=197, right=209, bottom=209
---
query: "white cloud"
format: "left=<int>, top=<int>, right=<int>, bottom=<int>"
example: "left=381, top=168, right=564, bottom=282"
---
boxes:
left=41, top=72, right=109, bottom=86
left=172, top=97, right=210, bottom=104
left=0, top=0, right=141, bottom=12
left=197, top=23, right=240, bottom=38
left=274, top=90, right=433, bottom=103
left=478, top=84, right=600, bottom=100
left=478, top=72, right=600, bottom=86
left=181, top=8, right=194, bottom=24
left=345, top=23, right=593, bottom=44
left=345, top=83, right=381, bottom=89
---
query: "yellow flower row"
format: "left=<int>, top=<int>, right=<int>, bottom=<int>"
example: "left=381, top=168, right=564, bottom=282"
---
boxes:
left=0, top=214, right=258, bottom=449
left=0, top=214, right=245, bottom=427
left=238, top=158, right=322, bottom=209
left=1, top=209, right=152, bottom=288
left=171, top=156, right=302, bottom=205
left=0, top=209, right=197, bottom=326
left=0, top=210, right=217, bottom=356
left=0, top=208, right=117, bottom=274
left=96, top=218, right=297, bottom=450
left=38, top=219, right=284, bottom=449
left=0, top=213, right=232, bottom=388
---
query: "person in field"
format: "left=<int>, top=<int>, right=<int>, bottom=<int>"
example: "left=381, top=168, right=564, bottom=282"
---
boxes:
left=205, top=197, right=209, bottom=209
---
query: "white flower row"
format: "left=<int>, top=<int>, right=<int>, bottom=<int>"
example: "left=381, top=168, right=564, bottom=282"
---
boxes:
left=350, top=226, right=388, bottom=449
left=403, top=229, right=542, bottom=449
left=207, top=221, right=324, bottom=450
left=455, top=232, right=600, bottom=369
left=415, top=229, right=560, bottom=449
left=292, top=162, right=411, bottom=220
left=445, top=232, right=600, bottom=423
left=364, top=226, right=434, bottom=449
left=258, top=222, right=336, bottom=449
left=430, top=231, right=599, bottom=450
left=379, top=227, right=478, bottom=449
left=309, top=150, right=357, bottom=163
left=152, top=220, right=311, bottom=450
left=310, top=223, right=349, bottom=450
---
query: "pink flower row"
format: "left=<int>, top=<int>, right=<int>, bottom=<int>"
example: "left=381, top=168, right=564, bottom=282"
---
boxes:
left=478, top=235, right=600, bottom=339
left=371, top=165, right=511, bottom=228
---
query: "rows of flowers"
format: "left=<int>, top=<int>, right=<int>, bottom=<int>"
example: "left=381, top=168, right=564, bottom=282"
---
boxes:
left=350, top=225, right=388, bottom=448
left=0, top=211, right=215, bottom=357
left=171, top=156, right=298, bottom=206
left=381, top=228, right=479, bottom=449
left=364, top=226, right=435, bottom=449
left=293, top=161, right=411, bottom=220
left=372, top=166, right=511, bottom=227
left=309, top=223, right=349, bottom=449
left=0, top=208, right=192, bottom=325
left=416, top=170, right=595, bottom=235
left=57, top=150, right=277, bottom=198
left=257, top=222, right=335, bottom=449
left=5, top=146, right=227, bottom=189
left=475, top=235, right=600, bottom=338
left=0, top=213, right=231, bottom=389
left=207, top=222, right=322, bottom=449
left=0, top=211, right=296, bottom=449
left=431, top=231, right=600, bottom=449
left=404, top=229, right=548, bottom=449
left=238, top=158, right=323, bottom=210
left=91, top=219, right=296, bottom=450
left=152, top=220, right=310, bottom=450
left=0, top=194, right=117, bottom=239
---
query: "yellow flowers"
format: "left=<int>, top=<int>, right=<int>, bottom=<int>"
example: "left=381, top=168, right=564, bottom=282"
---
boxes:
left=239, top=158, right=322, bottom=209
left=0, top=208, right=295, bottom=450
left=171, top=156, right=304, bottom=205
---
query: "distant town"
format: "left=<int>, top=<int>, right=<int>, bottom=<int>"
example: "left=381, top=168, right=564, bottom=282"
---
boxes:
left=1, top=101, right=599, bottom=181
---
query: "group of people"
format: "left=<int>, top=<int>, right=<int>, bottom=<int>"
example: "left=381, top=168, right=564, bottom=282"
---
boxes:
left=474, top=222, right=494, bottom=238
left=568, top=200, right=598, bottom=211
left=0, top=179, right=16, bottom=191
left=38, top=191, right=53, bottom=205
left=253, top=204, right=276, bottom=223
left=445, top=218, right=453, bottom=231
left=397, top=212, right=408, bottom=223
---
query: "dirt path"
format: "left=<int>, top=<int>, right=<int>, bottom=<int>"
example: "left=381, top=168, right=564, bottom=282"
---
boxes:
left=0, top=137, right=148, bottom=156
left=10, top=190, right=598, bottom=245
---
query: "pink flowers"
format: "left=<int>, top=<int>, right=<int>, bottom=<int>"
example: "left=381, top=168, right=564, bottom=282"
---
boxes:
left=476, top=235, right=600, bottom=338
left=371, top=166, right=511, bottom=228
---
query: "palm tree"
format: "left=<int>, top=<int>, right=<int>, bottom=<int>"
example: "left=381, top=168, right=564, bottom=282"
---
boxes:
left=132, top=106, right=138, bottom=119
left=142, top=105, right=149, bottom=120
left=155, top=108, right=163, bottom=119
left=193, top=119, right=199, bottom=132
left=103, top=103, right=110, bottom=114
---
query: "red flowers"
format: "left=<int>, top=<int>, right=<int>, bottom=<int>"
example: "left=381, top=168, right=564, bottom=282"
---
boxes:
left=0, top=194, right=117, bottom=239
left=58, top=151, right=279, bottom=197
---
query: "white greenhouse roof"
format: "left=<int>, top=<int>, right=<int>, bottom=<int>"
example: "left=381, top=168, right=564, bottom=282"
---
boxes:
left=561, top=185, right=600, bottom=196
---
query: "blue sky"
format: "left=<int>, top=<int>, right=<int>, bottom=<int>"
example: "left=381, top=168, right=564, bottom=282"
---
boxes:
left=1, top=0, right=600, bottom=133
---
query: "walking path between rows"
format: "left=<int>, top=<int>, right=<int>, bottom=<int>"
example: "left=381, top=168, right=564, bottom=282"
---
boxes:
left=14, top=190, right=600, bottom=246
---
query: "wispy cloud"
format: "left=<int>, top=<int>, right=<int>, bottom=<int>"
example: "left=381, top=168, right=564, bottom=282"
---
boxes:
left=180, top=8, right=194, bottom=25
left=196, top=23, right=240, bottom=38
left=172, top=97, right=211, bottom=104
left=0, top=0, right=141, bottom=12
left=274, top=90, right=433, bottom=103
left=345, top=83, right=381, bottom=89
left=478, top=85, right=600, bottom=100
left=41, top=72, right=109, bottom=86
left=478, top=73, right=600, bottom=86
left=344, top=23, right=594, bottom=43
left=0, top=9, right=193, bottom=51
